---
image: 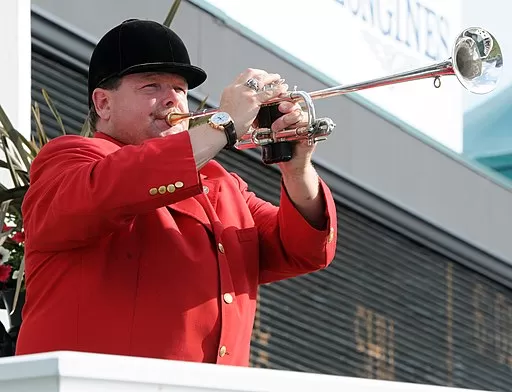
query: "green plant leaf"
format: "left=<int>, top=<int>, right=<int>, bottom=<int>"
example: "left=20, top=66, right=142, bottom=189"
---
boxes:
left=0, top=224, right=14, bottom=248
left=80, top=116, right=93, bottom=137
left=0, top=186, right=29, bottom=204
left=0, top=230, right=13, bottom=247
left=10, top=255, right=25, bottom=315
left=0, top=136, right=20, bottom=188
left=0, top=105, right=31, bottom=170
left=197, top=95, right=209, bottom=111
left=0, top=200, right=12, bottom=240
left=17, top=129, right=39, bottom=158
left=0, top=161, right=27, bottom=186
left=42, top=89, right=67, bottom=135
left=32, top=102, right=49, bottom=147
left=3, top=137, right=25, bottom=168
left=0, top=129, right=32, bottom=183
left=188, top=96, right=211, bottom=128
left=163, top=0, right=182, bottom=27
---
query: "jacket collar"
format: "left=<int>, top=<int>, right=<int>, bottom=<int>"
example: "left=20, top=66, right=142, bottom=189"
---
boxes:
left=93, top=131, right=125, bottom=147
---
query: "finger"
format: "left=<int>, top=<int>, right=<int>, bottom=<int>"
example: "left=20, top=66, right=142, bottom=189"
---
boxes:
left=257, top=73, right=283, bottom=87
left=278, top=101, right=301, bottom=114
left=271, top=109, right=307, bottom=131
left=255, top=82, right=289, bottom=102
left=236, top=69, right=278, bottom=87
left=238, top=71, right=283, bottom=92
left=235, top=68, right=267, bottom=84
left=244, top=70, right=282, bottom=86
left=294, top=138, right=318, bottom=153
left=296, top=138, right=316, bottom=147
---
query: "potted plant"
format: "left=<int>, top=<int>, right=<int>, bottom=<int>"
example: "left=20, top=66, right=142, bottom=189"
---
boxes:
left=0, top=101, right=43, bottom=332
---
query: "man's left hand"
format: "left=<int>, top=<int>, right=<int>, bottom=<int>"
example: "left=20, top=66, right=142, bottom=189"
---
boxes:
left=270, top=101, right=315, bottom=176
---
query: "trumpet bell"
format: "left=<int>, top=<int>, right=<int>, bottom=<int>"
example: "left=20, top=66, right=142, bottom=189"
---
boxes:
left=453, top=27, right=503, bottom=94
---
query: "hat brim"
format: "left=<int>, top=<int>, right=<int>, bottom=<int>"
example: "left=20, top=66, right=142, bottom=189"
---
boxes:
left=119, top=62, right=207, bottom=89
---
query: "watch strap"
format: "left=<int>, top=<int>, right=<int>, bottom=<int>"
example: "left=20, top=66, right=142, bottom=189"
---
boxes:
left=222, top=121, right=237, bottom=149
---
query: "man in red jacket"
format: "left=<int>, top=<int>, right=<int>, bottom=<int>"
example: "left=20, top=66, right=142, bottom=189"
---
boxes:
left=16, top=19, right=337, bottom=366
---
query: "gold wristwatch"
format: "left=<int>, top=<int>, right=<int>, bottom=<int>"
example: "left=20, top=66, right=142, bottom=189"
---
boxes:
left=208, top=112, right=237, bottom=149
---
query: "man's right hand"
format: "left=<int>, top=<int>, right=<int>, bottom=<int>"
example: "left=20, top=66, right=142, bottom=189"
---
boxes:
left=218, top=68, right=289, bottom=138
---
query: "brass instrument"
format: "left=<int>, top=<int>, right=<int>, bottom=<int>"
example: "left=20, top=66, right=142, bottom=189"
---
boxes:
left=167, top=27, right=503, bottom=164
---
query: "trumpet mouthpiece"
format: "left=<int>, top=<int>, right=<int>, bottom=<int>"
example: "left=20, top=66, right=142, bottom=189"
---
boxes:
left=166, top=112, right=190, bottom=126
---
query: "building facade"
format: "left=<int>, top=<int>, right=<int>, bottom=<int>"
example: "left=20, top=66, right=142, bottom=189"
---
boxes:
left=29, top=1, right=512, bottom=391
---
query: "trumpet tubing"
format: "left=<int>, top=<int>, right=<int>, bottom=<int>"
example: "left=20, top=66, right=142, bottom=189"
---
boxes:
left=165, top=27, right=503, bottom=163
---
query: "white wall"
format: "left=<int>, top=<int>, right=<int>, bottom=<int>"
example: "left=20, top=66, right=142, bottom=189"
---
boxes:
left=0, top=0, right=31, bottom=332
left=0, top=0, right=31, bottom=138
left=0, top=0, right=31, bottom=189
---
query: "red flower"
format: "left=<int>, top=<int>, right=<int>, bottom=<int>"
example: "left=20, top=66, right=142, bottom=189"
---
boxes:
left=0, top=265, right=12, bottom=283
left=12, top=231, right=25, bottom=244
left=2, top=224, right=14, bottom=232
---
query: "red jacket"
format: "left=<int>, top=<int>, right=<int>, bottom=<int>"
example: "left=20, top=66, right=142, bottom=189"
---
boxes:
left=16, top=131, right=337, bottom=366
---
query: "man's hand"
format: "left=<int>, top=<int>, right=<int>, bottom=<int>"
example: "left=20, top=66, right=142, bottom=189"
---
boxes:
left=271, top=101, right=316, bottom=176
left=272, top=101, right=327, bottom=230
left=218, top=68, right=288, bottom=138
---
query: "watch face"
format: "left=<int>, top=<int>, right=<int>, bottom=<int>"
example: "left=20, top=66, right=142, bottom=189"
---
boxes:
left=212, top=112, right=230, bottom=125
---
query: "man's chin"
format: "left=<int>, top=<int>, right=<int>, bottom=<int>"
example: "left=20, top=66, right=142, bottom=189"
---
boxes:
left=159, top=126, right=185, bottom=137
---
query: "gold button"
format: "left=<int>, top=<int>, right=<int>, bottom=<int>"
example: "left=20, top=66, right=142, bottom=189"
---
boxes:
left=203, top=186, right=209, bottom=194
left=158, top=186, right=166, bottom=194
left=175, top=181, right=184, bottom=188
left=149, top=188, right=158, bottom=196
left=167, top=184, right=176, bottom=193
left=218, top=243, right=225, bottom=253
left=219, top=346, right=227, bottom=357
left=223, top=293, right=233, bottom=304
left=327, top=227, right=335, bottom=243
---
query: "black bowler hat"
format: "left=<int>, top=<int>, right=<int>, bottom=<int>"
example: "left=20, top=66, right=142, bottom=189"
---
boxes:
left=88, top=19, right=207, bottom=107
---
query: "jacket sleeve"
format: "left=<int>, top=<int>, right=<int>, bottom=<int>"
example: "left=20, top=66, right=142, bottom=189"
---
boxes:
left=232, top=172, right=337, bottom=284
left=22, top=132, right=202, bottom=251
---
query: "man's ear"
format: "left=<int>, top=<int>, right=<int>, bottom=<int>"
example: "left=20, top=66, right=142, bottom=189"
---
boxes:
left=92, top=88, right=112, bottom=121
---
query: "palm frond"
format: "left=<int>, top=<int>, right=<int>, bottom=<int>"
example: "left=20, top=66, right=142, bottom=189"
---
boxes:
left=189, top=95, right=211, bottom=128
left=80, top=116, right=93, bottom=137
left=0, top=136, right=20, bottom=188
left=31, top=102, right=49, bottom=147
left=197, top=95, right=209, bottom=111
left=163, top=0, right=182, bottom=27
left=42, top=89, right=67, bottom=135
left=0, top=105, right=31, bottom=170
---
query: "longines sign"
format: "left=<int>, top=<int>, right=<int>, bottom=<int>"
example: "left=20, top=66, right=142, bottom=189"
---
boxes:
left=334, top=0, right=453, bottom=62
left=201, top=0, right=463, bottom=152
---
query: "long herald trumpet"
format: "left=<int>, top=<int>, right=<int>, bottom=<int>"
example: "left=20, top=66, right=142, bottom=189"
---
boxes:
left=167, top=27, right=503, bottom=164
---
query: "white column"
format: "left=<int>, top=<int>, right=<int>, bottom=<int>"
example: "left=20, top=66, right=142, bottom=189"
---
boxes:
left=0, top=0, right=31, bottom=331
left=0, top=0, right=31, bottom=139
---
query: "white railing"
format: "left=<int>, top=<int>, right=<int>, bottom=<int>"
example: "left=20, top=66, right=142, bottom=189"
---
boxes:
left=0, top=351, right=491, bottom=392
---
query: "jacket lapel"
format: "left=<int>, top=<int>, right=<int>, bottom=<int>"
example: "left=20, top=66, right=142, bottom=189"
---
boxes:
left=201, top=177, right=219, bottom=211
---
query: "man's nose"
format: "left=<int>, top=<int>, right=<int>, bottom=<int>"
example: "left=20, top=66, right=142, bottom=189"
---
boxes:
left=163, top=87, right=181, bottom=107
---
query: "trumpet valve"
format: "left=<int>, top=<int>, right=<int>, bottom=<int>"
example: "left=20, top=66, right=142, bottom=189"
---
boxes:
left=311, top=117, right=336, bottom=138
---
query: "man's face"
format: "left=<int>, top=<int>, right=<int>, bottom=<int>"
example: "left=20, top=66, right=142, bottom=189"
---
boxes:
left=95, top=72, right=190, bottom=145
